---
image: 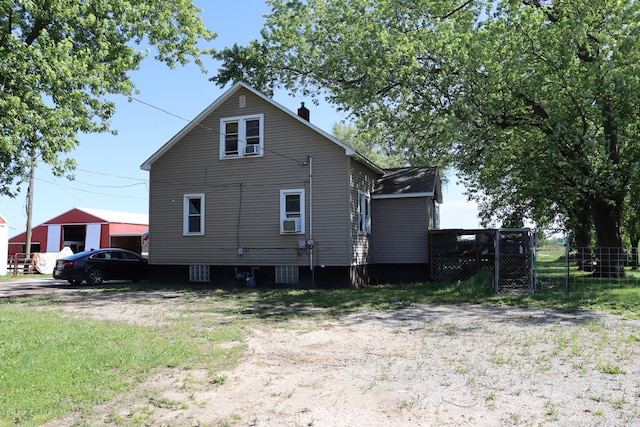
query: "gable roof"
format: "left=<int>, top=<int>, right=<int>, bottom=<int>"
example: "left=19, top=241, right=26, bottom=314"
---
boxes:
left=140, top=82, right=384, bottom=174
left=372, top=166, right=442, bottom=202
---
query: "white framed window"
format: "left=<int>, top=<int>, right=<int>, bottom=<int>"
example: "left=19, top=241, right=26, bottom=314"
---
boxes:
left=220, top=114, right=264, bottom=158
left=358, top=190, right=371, bottom=234
left=280, top=189, right=305, bottom=234
left=183, top=193, right=205, bottom=235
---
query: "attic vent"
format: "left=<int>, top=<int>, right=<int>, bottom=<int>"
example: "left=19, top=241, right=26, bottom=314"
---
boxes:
left=239, top=95, right=246, bottom=108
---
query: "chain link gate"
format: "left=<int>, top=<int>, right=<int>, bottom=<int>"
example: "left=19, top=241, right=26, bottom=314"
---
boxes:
left=494, top=229, right=535, bottom=294
left=493, top=229, right=569, bottom=295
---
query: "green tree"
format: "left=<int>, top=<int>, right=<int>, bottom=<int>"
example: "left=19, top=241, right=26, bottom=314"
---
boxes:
left=331, top=122, right=406, bottom=168
left=0, top=0, right=215, bottom=196
left=213, top=0, right=640, bottom=276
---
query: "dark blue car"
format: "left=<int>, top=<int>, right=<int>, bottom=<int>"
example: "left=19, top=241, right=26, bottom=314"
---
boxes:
left=53, top=248, right=148, bottom=285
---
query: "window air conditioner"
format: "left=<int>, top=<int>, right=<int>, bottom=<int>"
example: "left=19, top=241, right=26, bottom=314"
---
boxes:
left=282, top=218, right=300, bottom=233
left=245, top=144, right=259, bottom=155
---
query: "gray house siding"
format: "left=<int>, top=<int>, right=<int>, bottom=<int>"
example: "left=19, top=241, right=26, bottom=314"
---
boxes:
left=148, top=87, right=354, bottom=269
left=349, top=160, right=378, bottom=265
left=371, top=197, right=429, bottom=264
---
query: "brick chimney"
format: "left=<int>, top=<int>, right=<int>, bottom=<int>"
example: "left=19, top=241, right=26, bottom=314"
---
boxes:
left=297, top=102, right=310, bottom=121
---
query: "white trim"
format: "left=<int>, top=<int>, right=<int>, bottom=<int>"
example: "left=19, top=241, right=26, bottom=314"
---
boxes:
left=358, top=190, right=371, bottom=235
left=372, top=192, right=435, bottom=200
left=280, top=189, right=305, bottom=234
left=219, top=114, right=264, bottom=159
left=183, top=193, right=205, bottom=236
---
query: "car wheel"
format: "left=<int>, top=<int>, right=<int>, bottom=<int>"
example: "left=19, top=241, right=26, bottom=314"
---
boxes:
left=67, top=279, right=83, bottom=285
left=88, top=269, right=105, bottom=286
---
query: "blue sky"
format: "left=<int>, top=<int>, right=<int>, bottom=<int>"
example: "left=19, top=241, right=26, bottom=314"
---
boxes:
left=0, top=0, right=480, bottom=237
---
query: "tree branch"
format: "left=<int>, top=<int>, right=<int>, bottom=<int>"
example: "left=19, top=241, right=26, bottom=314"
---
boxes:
left=24, top=18, right=51, bottom=46
left=436, top=0, right=475, bottom=20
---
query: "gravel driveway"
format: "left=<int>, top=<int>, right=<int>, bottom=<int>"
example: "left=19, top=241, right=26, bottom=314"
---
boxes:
left=4, top=282, right=639, bottom=426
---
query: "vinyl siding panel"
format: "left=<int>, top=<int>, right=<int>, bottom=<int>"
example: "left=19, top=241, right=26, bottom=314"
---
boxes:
left=148, top=87, right=353, bottom=266
left=350, top=160, right=379, bottom=265
left=372, top=198, right=429, bottom=264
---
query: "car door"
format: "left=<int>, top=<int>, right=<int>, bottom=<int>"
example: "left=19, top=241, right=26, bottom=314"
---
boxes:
left=118, top=251, right=147, bottom=280
left=105, top=250, right=129, bottom=280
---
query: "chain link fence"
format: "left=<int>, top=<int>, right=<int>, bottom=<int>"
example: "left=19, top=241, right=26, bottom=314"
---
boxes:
left=430, top=228, right=640, bottom=295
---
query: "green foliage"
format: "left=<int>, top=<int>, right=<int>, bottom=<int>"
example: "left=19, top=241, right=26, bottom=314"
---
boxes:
left=213, top=0, right=640, bottom=244
left=0, top=0, right=215, bottom=197
left=331, top=122, right=406, bottom=168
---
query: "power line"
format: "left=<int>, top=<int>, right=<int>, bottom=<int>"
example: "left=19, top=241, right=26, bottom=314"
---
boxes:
left=73, top=179, right=146, bottom=189
left=129, top=96, right=217, bottom=134
left=76, top=168, right=148, bottom=182
left=36, top=177, right=146, bottom=199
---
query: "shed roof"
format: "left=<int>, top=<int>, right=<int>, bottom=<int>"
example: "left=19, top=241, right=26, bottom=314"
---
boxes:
left=372, top=166, right=442, bottom=202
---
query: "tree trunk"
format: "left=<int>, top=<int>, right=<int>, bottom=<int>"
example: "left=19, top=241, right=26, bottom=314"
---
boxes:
left=591, top=198, right=625, bottom=278
left=630, top=235, right=640, bottom=271
left=572, top=208, right=592, bottom=271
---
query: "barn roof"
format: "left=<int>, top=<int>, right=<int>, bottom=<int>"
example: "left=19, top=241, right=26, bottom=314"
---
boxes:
left=75, top=208, right=148, bottom=224
left=42, top=208, right=149, bottom=226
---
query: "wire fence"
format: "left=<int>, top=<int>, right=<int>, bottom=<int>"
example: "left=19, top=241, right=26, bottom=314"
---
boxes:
left=532, top=234, right=640, bottom=296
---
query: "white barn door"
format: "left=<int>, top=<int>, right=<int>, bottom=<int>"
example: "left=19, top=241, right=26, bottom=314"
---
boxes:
left=46, top=225, right=62, bottom=252
left=85, top=223, right=102, bottom=250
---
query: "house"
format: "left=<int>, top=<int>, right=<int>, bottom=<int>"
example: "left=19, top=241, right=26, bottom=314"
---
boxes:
left=140, top=82, right=442, bottom=288
left=8, top=208, right=148, bottom=256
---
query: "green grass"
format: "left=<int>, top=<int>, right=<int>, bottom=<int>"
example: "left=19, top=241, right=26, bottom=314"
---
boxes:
left=0, top=304, right=245, bottom=426
left=92, top=269, right=640, bottom=319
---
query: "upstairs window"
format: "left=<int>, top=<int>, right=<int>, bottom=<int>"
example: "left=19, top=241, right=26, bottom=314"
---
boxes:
left=184, top=193, right=205, bottom=236
left=358, top=190, right=371, bottom=234
left=220, top=114, right=264, bottom=158
left=280, top=189, right=305, bottom=234
left=224, top=122, right=239, bottom=155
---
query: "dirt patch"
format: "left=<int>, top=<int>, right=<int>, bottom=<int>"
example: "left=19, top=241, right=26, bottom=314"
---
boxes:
left=13, top=288, right=639, bottom=426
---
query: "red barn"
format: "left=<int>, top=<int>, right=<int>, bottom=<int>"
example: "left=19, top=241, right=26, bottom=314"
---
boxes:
left=8, top=208, right=148, bottom=256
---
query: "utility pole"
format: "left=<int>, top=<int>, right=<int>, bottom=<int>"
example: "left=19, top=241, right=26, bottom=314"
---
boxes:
left=24, top=150, right=36, bottom=259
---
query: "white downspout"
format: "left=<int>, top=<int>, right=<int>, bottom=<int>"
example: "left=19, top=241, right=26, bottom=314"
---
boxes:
left=308, top=155, right=314, bottom=289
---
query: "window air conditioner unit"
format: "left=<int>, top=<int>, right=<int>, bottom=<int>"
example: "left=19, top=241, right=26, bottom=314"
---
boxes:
left=245, top=144, right=259, bottom=155
left=282, top=218, right=300, bottom=233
